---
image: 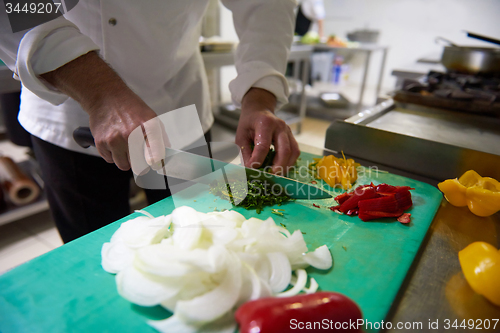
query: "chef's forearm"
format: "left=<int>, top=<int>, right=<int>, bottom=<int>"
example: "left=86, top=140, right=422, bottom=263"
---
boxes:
left=241, top=88, right=277, bottom=114
left=40, top=51, right=133, bottom=114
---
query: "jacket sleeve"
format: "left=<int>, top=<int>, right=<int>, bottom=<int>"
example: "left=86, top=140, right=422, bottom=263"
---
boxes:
left=0, top=10, right=99, bottom=105
left=220, top=0, right=296, bottom=109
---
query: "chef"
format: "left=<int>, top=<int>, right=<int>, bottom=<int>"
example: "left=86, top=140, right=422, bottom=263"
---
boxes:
left=295, top=0, right=326, bottom=40
left=0, top=0, right=300, bottom=243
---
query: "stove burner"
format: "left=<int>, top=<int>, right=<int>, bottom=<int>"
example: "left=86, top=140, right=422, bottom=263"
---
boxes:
left=394, top=71, right=500, bottom=116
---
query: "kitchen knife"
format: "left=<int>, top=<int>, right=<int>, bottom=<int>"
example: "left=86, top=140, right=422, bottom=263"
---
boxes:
left=73, top=127, right=332, bottom=200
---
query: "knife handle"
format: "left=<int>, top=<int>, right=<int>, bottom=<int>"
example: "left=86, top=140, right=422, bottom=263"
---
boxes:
left=73, top=127, right=95, bottom=148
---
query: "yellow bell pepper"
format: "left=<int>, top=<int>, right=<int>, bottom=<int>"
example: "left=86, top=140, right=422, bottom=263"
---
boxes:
left=311, top=154, right=360, bottom=190
left=459, top=242, right=500, bottom=306
left=438, top=170, right=500, bottom=217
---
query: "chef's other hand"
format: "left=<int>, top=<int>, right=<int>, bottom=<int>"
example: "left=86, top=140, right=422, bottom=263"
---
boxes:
left=41, top=51, right=165, bottom=172
left=236, top=88, right=300, bottom=174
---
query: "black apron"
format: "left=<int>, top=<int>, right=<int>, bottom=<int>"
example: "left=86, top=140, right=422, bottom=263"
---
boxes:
left=295, top=5, right=312, bottom=36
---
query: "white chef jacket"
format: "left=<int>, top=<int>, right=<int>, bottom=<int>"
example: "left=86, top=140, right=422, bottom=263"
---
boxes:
left=299, top=0, right=326, bottom=21
left=0, top=0, right=295, bottom=156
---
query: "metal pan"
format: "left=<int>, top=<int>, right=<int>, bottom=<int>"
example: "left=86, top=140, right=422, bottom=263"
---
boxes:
left=436, top=37, right=500, bottom=74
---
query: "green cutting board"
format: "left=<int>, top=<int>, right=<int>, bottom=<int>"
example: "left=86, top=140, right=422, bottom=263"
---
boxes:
left=0, top=152, right=442, bottom=333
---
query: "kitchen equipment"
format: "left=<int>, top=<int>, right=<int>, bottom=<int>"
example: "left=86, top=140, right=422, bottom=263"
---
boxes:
left=347, top=29, right=380, bottom=44
left=0, top=156, right=40, bottom=206
left=393, top=70, right=500, bottom=115
left=0, top=149, right=443, bottom=333
left=73, top=127, right=332, bottom=200
left=465, top=31, right=500, bottom=46
left=325, top=99, right=500, bottom=184
left=436, top=37, right=500, bottom=74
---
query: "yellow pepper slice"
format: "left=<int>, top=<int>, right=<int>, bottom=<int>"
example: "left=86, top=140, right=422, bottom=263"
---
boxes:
left=311, top=154, right=360, bottom=190
left=438, top=170, right=500, bottom=217
left=459, top=242, right=500, bottom=306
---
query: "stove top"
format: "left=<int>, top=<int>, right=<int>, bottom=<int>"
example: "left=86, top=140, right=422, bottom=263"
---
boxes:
left=393, top=71, right=500, bottom=116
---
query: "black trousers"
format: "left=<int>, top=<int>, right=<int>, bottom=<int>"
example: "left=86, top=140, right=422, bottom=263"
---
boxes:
left=31, top=131, right=211, bottom=243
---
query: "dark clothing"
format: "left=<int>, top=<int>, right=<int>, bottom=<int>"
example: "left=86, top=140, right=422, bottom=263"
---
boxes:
left=31, top=130, right=211, bottom=243
left=295, top=5, right=312, bottom=36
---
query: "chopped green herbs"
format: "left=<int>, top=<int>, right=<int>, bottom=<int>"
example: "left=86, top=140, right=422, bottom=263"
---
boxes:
left=209, top=180, right=294, bottom=214
left=271, top=208, right=285, bottom=217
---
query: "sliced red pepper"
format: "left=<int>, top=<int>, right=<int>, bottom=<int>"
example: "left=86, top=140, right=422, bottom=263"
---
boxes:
left=335, top=191, right=352, bottom=205
left=376, top=183, right=399, bottom=193
left=346, top=209, right=359, bottom=216
left=376, top=184, right=413, bottom=193
left=358, top=209, right=404, bottom=221
left=339, top=186, right=378, bottom=213
left=394, top=189, right=413, bottom=211
left=397, top=213, right=411, bottom=224
left=358, top=196, right=400, bottom=213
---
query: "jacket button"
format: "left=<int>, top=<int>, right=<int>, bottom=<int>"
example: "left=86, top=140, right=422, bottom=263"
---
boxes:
left=108, top=18, right=117, bottom=26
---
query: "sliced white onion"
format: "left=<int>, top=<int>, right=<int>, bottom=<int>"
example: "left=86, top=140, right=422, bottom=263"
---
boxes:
left=172, top=207, right=203, bottom=250
left=266, top=252, right=292, bottom=293
left=116, top=265, right=180, bottom=306
left=277, top=269, right=308, bottom=297
left=135, top=243, right=208, bottom=277
left=304, top=277, right=319, bottom=294
left=101, top=241, right=135, bottom=274
left=134, top=209, right=155, bottom=219
left=111, top=215, right=171, bottom=248
left=239, top=262, right=272, bottom=303
left=103, top=206, right=333, bottom=332
left=303, top=245, right=333, bottom=270
left=175, top=252, right=242, bottom=325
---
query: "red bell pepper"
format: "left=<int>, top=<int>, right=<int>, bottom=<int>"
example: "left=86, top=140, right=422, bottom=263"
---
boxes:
left=338, top=185, right=378, bottom=213
left=236, top=292, right=363, bottom=333
left=331, top=183, right=414, bottom=223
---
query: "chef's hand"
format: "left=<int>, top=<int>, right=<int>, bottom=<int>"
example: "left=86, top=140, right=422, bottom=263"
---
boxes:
left=41, top=51, right=165, bottom=172
left=236, top=88, right=300, bottom=174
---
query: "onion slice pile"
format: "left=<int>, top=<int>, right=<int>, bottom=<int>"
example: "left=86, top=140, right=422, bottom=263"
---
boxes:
left=101, top=206, right=332, bottom=332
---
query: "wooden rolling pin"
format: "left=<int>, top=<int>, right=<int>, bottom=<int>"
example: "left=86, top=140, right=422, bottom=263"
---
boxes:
left=0, top=156, right=40, bottom=206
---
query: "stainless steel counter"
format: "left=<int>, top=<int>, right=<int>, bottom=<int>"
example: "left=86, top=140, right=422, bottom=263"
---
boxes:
left=324, top=100, right=500, bottom=331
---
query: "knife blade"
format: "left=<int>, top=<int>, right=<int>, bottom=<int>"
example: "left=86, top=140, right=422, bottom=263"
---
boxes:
left=73, top=127, right=332, bottom=200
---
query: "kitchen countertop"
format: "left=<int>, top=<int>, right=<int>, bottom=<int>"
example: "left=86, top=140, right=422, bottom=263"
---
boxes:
left=324, top=100, right=500, bottom=332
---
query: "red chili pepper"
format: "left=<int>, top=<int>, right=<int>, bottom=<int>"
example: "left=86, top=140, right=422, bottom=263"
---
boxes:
left=313, top=203, right=320, bottom=208
left=235, top=292, right=363, bottom=333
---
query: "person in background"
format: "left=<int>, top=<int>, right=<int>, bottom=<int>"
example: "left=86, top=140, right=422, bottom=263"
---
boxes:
left=0, top=0, right=300, bottom=243
left=295, top=0, right=326, bottom=40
